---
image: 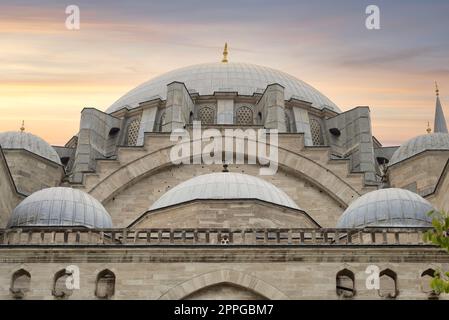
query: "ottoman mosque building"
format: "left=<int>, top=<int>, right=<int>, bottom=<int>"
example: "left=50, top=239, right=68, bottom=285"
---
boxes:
left=0, top=44, right=449, bottom=300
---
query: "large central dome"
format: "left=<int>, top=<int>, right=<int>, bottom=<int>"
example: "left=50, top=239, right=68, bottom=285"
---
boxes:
left=107, top=62, right=340, bottom=114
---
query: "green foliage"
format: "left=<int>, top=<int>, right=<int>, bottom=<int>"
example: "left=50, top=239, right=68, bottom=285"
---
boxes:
left=423, top=210, right=449, bottom=294
left=423, top=210, right=449, bottom=250
left=429, top=271, right=449, bottom=294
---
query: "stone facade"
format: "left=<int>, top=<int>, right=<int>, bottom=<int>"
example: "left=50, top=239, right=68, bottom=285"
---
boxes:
left=131, top=200, right=319, bottom=229
left=2, top=149, right=64, bottom=196
left=0, top=244, right=447, bottom=300
left=425, top=159, right=449, bottom=212
left=0, top=150, right=23, bottom=227
left=103, top=163, right=344, bottom=228
left=1, top=60, right=449, bottom=300
left=389, top=150, right=449, bottom=196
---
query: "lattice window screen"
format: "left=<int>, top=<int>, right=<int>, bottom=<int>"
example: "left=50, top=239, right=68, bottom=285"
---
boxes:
left=236, top=106, right=253, bottom=125
left=127, top=118, right=141, bottom=146
left=310, top=118, right=324, bottom=145
left=198, top=107, right=215, bottom=125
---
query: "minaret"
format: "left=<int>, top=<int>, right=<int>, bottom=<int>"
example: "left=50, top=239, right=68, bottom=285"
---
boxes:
left=221, top=42, right=228, bottom=63
left=434, top=81, right=448, bottom=133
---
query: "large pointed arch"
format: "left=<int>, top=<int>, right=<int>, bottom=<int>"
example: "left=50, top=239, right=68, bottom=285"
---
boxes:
left=86, top=137, right=360, bottom=207
left=158, top=269, right=288, bottom=300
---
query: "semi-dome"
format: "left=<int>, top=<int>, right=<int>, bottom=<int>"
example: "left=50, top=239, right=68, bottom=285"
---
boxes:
left=390, top=133, right=449, bottom=166
left=8, top=187, right=113, bottom=228
left=0, top=131, right=61, bottom=165
left=107, top=62, right=340, bottom=114
left=336, top=188, right=434, bottom=228
left=149, top=172, right=300, bottom=211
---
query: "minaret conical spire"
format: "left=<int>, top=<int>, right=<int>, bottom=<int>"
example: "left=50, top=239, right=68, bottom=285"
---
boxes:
left=434, top=81, right=448, bottom=133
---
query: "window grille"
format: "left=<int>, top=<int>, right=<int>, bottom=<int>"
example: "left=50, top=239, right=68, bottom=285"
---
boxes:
left=236, top=106, right=253, bottom=125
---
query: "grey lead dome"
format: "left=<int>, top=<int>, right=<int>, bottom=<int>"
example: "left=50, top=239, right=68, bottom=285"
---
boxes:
left=389, top=133, right=449, bottom=166
left=0, top=131, right=61, bottom=165
left=106, top=62, right=340, bottom=114
left=149, top=172, right=300, bottom=211
left=8, top=187, right=113, bottom=228
left=336, top=188, right=434, bottom=228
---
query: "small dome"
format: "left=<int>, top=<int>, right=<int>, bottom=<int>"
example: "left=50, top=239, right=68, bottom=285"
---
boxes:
left=107, top=62, right=340, bottom=114
left=149, top=172, right=300, bottom=211
left=390, top=133, right=449, bottom=166
left=336, top=188, right=434, bottom=228
left=0, top=131, right=61, bottom=165
left=8, top=187, right=113, bottom=228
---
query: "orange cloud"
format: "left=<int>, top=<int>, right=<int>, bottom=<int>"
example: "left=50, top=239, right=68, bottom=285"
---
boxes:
left=1, top=3, right=448, bottom=148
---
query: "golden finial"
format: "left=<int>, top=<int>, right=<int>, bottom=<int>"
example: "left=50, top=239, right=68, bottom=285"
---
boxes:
left=426, top=121, right=432, bottom=134
left=221, top=42, right=228, bottom=63
left=20, top=120, right=25, bottom=132
left=435, top=81, right=439, bottom=96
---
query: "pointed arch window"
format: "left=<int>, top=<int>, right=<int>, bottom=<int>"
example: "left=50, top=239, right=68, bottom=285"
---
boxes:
left=378, top=269, right=398, bottom=299
left=421, top=269, right=439, bottom=299
left=95, top=269, right=115, bottom=299
left=336, top=269, right=355, bottom=298
left=52, top=269, right=73, bottom=299
left=10, top=269, right=31, bottom=299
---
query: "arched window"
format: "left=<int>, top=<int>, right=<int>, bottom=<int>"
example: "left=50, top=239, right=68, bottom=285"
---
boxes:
left=52, top=269, right=73, bottom=299
left=158, top=112, right=166, bottom=132
left=95, top=269, right=115, bottom=299
left=127, top=118, right=141, bottom=146
left=189, top=111, right=194, bottom=124
left=236, top=106, right=253, bottom=125
left=310, top=118, right=324, bottom=145
left=10, top=269, right=31, bottom=299
left=378, top=269, right=398, bottom=299
left=257, top=112, right=263, bottom=125
left=108, top=127, right=120, bottom=137
left=198, top=106, right=215, bottom=125
left=336, top=269, right=355, bottom=298
left=421, top=269, right=439, bottom=299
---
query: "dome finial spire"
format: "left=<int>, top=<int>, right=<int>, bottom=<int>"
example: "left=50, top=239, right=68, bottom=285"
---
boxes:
left=20, top=120, right=25, bottom=132
left=221, top=42, right=228, bottom=63
left=426, top=121, right=432, bottom=134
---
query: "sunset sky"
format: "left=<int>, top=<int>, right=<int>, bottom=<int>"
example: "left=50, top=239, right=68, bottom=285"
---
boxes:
left=1, top=0, right=448, bottom=146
